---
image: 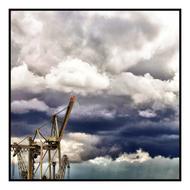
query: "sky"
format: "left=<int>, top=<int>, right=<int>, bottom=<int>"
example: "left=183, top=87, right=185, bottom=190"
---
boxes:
left=10, top=10, right=180, bottom=179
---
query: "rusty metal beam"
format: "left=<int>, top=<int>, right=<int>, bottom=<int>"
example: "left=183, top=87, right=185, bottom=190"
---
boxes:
left=48, top=149, right=52, bottom=179
left=58, top=96, right=76, bottom=141
left=28, top=137, right=33, bottom=179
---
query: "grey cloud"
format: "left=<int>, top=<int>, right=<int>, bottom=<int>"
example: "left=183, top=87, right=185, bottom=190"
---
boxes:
left=11, top=11, right=160, bottom=76
left=11, top=40, right=21, bottom=68
left=11, top=98, right=50, bottom=114
left=87, top=12, right=159, bottom=49
left=127, top=44, right=179, bottom=80
left=79, top=12, right=160, bottom=71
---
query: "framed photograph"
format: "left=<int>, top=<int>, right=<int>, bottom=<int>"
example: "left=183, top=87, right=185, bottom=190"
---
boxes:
left=9, top=9, right=181, bottom=181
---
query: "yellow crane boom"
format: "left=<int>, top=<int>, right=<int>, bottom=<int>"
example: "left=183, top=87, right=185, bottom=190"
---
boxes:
left=58, top=96, right=76, bottom=141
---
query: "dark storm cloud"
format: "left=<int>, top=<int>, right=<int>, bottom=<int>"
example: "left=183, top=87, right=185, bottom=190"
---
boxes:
left=120, top=124, right=178, bottom=138
left=11, top=88, right=179, bottom=158
left=11, top=111, right=179, bottom=157
left=11, top=111, right=50, bottom=136
left=11, top=88, right=71, bottom=109
left=98, top=133, right=179, bottom=158
left=99, top=122, right=179, bottom=157
left=114, top=123, right=179, bottom=157
left=123, top=135, right=179, bottom=157
left=68, top=104, right=178, bottom=134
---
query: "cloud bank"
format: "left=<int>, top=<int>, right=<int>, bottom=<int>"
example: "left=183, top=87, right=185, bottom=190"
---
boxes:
left=11, top=11, right=179, bottom=104
left=70, top=154, right=179, bottom=179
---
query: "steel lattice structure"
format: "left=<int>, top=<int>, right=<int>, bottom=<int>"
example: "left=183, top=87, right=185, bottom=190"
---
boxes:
left=11, top=96, right=76, bottom=180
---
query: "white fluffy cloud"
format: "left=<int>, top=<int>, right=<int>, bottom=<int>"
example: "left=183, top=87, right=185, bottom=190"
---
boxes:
left=60, top=132, right=101, bottom=162
left=110, top=72, right=178, bottom=110
left=11, top=98, right=50, bottom=113
left=11, top=63, right=45, bottom=93
left=11, top=64, right=179, bottom=114
left=11, top=58, right=110, bottom=95
left=45, top=58, right=110, bottom=94
left=115, top=149, right=151, bottom=163
left=11, top=11, right=61, bottom=73
left=138, top=109, right=157, bottom=118
left=66, top=132, right=100, bottom=144
left=89, top=149, right=151, bottom=165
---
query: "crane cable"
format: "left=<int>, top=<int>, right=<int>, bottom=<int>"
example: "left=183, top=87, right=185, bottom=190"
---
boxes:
left=53, top=106, right=67, bottom=115
left=16, top=136, right=30, bottom=145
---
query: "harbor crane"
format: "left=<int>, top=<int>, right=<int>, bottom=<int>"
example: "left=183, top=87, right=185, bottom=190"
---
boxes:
left=11, top=96, right=76, bottom=180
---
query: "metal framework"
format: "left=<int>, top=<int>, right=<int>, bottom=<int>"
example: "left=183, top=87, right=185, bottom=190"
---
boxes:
left=11, top=96, right=76, bottom=180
